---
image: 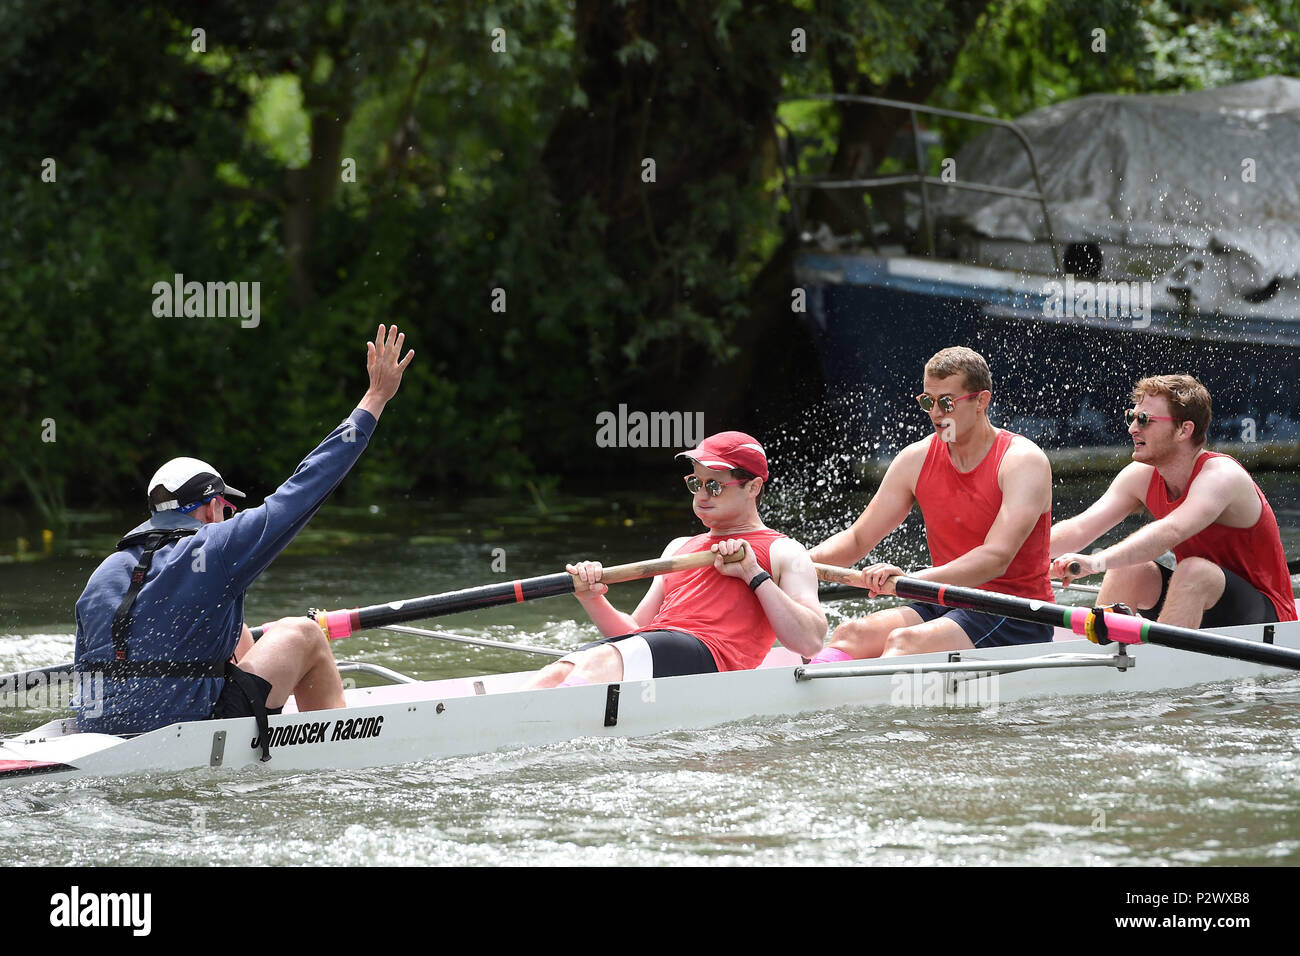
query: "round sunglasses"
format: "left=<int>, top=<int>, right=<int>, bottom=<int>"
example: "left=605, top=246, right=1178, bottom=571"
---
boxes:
left=684, top=475, right=749, bottom=497
left=915, top=391, right=981, bottom=414
left=1124, top=409, right=1176, bottom=428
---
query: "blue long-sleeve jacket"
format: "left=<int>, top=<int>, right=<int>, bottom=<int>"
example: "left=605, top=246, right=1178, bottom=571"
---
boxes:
left=73, top=409, right=376, bottom=733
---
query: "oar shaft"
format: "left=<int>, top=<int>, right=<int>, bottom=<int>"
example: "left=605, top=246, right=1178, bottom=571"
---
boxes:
left=254, top=545, right=745, bottom=641
left=813, top=564, right=1300, bottom=671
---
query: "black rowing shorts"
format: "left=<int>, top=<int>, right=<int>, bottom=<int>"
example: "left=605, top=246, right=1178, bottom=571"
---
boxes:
left=1148, top=562, right=1279, bottom=628
left=210, top=664, right=282, bottom=720
left=576, top=629, right=719, bottom=679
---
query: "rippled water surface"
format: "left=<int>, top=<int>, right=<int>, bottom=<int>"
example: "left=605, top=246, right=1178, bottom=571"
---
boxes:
left=2, top=478, right=1298, bottom=866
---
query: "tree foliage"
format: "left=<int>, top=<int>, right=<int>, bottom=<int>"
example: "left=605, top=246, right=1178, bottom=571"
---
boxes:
left=1, top=0, right=1291, bottom=524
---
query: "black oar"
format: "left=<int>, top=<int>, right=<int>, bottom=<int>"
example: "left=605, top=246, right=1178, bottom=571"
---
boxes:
left=251, top=545, right=746, bottom=641
left=2, top=547, right=746, bottom=691
left=814, top=563, right=1300, bottom=671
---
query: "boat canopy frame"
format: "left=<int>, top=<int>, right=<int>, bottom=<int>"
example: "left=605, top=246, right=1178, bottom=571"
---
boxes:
left=774, top=93, right=1062, bottom=273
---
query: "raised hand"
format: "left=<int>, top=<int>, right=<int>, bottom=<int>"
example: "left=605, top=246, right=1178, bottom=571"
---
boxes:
left=359, top=324, right=416, bottom=420
left=367, top=324, right=415, bottom=401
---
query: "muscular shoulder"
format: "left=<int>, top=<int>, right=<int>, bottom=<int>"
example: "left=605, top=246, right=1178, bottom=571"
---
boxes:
left=998, top=434, right=1051, bottom=485
left=889, top=436, right=933, bottom=479
left=769, top=536, right=814, bottom=573
left=1001, top=434, right=1050, bottom=469
left=1114, top=459, right=1156, bottom=493
left=899, top=435, right=934, bottom=462
left=1193, top=454, right=1257, bottom=497
left=662, top=535, right=693, bottom=558
left=1197, top=453, right=1251, bottom=482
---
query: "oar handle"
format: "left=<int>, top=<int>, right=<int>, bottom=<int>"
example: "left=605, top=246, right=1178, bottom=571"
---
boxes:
left=594, top=542, right=746, bottom=588
left=814, top=563, right=866, bottom=588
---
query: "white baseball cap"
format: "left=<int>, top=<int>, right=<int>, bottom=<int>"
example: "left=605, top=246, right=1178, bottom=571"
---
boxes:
left=147, top=457, right=246, bottom=513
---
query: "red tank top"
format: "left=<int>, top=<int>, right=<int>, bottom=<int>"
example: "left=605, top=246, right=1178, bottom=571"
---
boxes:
left=1144, top=452, right=1296, bottom=622
left=913, top=429, right=1054, bottom=601
left=637, top=529, right=786, bottom=671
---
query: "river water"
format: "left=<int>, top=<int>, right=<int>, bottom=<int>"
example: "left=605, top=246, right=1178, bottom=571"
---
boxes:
left=2, top=474, right=1298, bottom=866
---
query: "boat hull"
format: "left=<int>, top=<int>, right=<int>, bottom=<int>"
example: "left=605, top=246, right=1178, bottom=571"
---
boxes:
left=3, top=621, right=1296, bottom=787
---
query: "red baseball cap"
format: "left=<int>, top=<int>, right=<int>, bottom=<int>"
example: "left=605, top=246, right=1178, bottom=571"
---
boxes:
left=676, top=431, right=769, bottom=481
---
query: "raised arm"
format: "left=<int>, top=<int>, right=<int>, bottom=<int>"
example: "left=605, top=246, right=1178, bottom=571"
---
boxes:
left=809, top=442, right=924, bottom=568
left=209, top=324, right=415, bottom=593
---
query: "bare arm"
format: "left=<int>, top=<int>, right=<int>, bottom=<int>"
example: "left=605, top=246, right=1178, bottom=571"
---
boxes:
left=912, top=441, right=1052, bottom=587
left=1050, top=462, right=1149, bottom=558
left=750, top=538, right=827, bottom=657
left=810, top=442, right=924, bottom=567
left=1091, top=460, right=1240, bottom=570
left=567, top=538, right=686, bottom=637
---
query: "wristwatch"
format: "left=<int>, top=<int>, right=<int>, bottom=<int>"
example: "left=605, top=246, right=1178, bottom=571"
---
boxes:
left=748, top=571, right=772, bottom=592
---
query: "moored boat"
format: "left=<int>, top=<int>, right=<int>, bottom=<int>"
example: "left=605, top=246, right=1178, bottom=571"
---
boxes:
left=784, top=79, right=1300, bottom=457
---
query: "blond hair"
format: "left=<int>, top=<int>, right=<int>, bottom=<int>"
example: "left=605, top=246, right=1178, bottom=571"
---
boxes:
left=925, top=347, right=992, bottom=394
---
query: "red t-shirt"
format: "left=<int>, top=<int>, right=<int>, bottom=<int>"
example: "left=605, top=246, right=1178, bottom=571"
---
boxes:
left=913, top=429, right=1054, bottom=601
left=1144, top=452, right=1296, bottom=622
left=637, top=529, right=787, bottom=671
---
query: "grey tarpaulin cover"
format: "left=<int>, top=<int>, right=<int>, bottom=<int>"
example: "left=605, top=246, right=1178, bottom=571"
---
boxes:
left=936, top=76, right=1300, bottom=282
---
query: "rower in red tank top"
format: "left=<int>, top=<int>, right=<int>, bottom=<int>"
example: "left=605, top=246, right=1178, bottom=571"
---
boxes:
left=642, top=528, right=788, bottom=671
left=1052, top=374, right=1296, bottom=628
left=915, top=429, right=1055, bottom=603
left=809, top=347, right=1057, bottom=662
left=1144, top=453, right=1295, bottom=622
left=521, top=432, right=826, bottom=690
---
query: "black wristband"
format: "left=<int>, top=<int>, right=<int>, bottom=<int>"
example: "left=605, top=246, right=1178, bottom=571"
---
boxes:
left=748, top=571, right=772, bottom=592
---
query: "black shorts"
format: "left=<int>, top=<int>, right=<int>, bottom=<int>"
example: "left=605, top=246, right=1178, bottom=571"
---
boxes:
left=576, top=629, right=719, bottom=679
left=1147, top=562, right=1279, bottom=628
left=210, top=663, right=282, bottom=720
left=906, top=602, right=1053, bottom=647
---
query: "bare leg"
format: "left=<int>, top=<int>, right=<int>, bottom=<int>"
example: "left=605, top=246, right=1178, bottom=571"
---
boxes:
left=521, top=644, right=625, bottom=689
left=1096, top=562, right=1165, bottom=612
left=824, top=607, right=925, bottom=660
left=880, top=616, right=976, bottom=657
left=522, top=661, right=575, bottom=690
left=237, top=617, right=345, bottom=711
left=1156, top=557, right=1226, bottom=629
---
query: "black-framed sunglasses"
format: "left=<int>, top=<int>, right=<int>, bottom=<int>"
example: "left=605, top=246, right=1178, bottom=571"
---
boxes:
left=684, top=475, right=749, bottom=497
left=1124, top=409, right=1176, bottom=428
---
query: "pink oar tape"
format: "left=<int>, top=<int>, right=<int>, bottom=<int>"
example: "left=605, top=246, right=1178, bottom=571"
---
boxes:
left=1066, top=606, right=1145, bottom=645
left=322, top=609, right=358, bottom=640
